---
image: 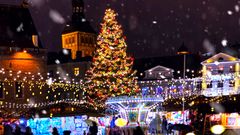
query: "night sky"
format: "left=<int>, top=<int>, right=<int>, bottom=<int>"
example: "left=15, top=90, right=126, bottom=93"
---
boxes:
left=2, top=0, right=240, bottom=58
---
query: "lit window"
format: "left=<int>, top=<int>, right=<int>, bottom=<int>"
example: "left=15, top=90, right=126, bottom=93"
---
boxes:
left=0, top=82, right=3, bottom=99
left=72, top=37, right=75, bottom=43
left=74, top=68, right=80, bottom=76
left=15, top=82, right=23, bottom=98
left=65, top=39, right=68, bottom=44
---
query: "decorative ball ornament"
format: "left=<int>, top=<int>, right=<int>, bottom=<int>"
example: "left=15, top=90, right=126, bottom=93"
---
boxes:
left=210, top=125, right=225, bottom=134
left=115, top=118, right=127, bottom=127
left=126, top=88, right=130, bottom=93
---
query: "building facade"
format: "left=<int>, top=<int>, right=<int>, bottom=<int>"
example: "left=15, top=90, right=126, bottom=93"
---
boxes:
left=0, top=2, right=47, bottom=117
left=138, top=53, right=240, bottom=100
left=62, top=0, right=96, bottom=59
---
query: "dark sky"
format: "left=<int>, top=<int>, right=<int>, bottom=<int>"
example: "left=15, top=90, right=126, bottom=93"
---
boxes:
left=2, top=0, right=240, bottom=58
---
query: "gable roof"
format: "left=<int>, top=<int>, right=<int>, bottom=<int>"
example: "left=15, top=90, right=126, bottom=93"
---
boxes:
left=201, top=53, right=238, bottom=65
left=0, top=4, right=42, bottom=48
left=62, top=21, right=96, bottom=34
left=145, top=65, right=173, bottom=72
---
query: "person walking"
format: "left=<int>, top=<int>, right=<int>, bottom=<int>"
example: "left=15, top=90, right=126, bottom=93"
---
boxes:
left=133, top=126, right=144, bottom=135
left=52, top=127, right=59, bottom=135
left=4, top=125, right=13, bottom=135
left=89, top=122, right=98, bottom=135
left=25, top=127, right=33, bottom=135
left=14, top=125, right=21, bottom=135
left=162, top=116, right=168, bottom=135
left=63, top=130, right=71, bottom=135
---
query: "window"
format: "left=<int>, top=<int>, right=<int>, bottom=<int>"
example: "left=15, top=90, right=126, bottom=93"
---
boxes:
left=65, top=39, right=68, bottom=44
left=218, top=69, right=224, bottom=74
left=81, top=36, right=84, bottom=43
left=196, top=81, right=202, bottom=89
left=80, top=7, right=83, bottom=12
left=15, top=82, right=23, bottom=98
left=72, top=37, right=75, bottom=43
left=76, top=7, right=79, bottom=12
left=207, top=81, right=212, bottom=88
left=0, top=82, right=3, bottom=99
left=229, top=80, right=235, bottom=87
left=74, top=68, right=80, bottom=76
left=217, top=81, right=224, bottom=88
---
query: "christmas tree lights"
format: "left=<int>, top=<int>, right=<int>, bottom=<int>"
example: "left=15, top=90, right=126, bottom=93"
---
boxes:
left=83, top=9, right=139, bottom=108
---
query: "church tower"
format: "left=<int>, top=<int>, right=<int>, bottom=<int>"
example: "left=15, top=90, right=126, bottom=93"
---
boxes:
left=62, top=0, right=96, bottom=60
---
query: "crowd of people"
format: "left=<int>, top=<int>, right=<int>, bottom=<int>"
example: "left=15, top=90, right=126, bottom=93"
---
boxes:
left=3, top=125, right=33, bottom=135
left=3, top=116, right=181, bottom=135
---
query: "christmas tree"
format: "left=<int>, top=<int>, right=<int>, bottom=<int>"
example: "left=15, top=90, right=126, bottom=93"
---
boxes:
left=83, top=9, right=139, bottom=109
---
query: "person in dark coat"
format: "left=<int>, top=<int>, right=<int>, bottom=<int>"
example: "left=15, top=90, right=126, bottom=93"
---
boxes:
left=133, top=126, right=144, bottom=135
left=52, top=127, right=59, bottom=135
left=162, top=116, right=168, bottom=135
left=25, top=126, right=33, bottom=135
left=4, top=124, right=13, bottom=135
left=63, top=130, right=71, bottom=135
left=14, top=125, right=21, bottom=135
left=89, top=122, right=98, bottom=135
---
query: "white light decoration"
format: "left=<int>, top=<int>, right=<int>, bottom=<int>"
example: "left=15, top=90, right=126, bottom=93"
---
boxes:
left=214, top=61, right=220, bottom=65
left=46, top=78, right=53, bottom=85
left=186, top=133, right=195, bottom=135
left=210, top=125, right=225, bottom=134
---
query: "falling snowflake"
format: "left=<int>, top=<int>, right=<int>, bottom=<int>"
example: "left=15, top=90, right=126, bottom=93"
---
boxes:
left=49, top=10, right=65, bottom=24
left=55, top=59, right=60, bottom=64
left=82, top=18, right=86, bottom=22
left=235, top=5, right=240, bottom=12
left=152, top=20, right=157, bottom=24
left=16, top=23, right=24, bottom=32
left=203, top=39, right=215, bottom=55
left=63, top=49, right=69, bottom=55
left=28, top=0, right=45, bottom=8
left=221, top=39, right=228, bottom=47
left=227, top=10, right=233, bottom=15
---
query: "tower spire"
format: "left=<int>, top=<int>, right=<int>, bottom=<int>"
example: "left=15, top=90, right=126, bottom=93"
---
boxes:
left=72, top=0, right=85, bottom=22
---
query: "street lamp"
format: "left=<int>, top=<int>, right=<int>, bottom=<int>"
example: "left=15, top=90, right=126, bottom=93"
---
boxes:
left=177, top=42, right=189, bottom=124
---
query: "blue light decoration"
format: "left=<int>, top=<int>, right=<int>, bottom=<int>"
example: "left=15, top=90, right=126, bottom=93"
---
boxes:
left=156, top=87, right=163, bottom=95
left=106, top=96, right=163, bottom=127
left=110, top=116, right=116, bottom=128
left=142, top=87, right=149, bottom=96
left=27, top=116, right=94, bottom=135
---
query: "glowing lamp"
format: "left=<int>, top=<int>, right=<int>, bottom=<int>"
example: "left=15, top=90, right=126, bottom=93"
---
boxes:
left=210, top=125, right=225, bottom=134
left=186, top=133, right=195, bottom=135
left=115, top=118, right=127, bottom=127
left=19, top=119, right=24, bottom=124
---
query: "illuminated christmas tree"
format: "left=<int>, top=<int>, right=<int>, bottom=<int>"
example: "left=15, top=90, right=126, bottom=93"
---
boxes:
left=84, top=9, right=139, bottom=108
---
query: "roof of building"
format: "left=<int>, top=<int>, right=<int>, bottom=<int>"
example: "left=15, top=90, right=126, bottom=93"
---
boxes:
left=62, top=21, right=96, bottom=34
left=145, top=65, right=173, bottom=73
left=47, top=51, right=92, bottom=65
left=201, top=53, right=238, bottom=65
left=0, top=4, right=42, bottom=48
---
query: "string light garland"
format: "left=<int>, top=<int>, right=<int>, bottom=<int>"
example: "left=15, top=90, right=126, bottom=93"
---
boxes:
left=83, top=8, right=140, bottom=109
